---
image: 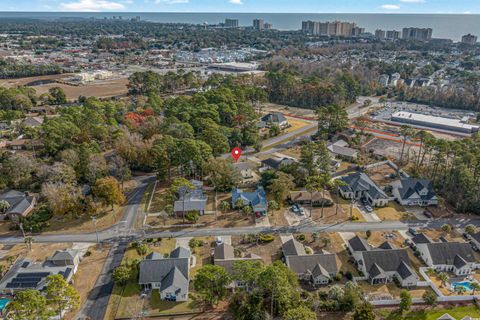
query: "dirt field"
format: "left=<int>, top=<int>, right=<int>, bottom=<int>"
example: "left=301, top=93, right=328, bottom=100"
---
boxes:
left=0, top=242, right=73, bottom=269
left=365, top=163, right=398, bottom=186
left=310, top=204, right=349, bottom=224
left=284, top=117, right=311, bottom=133
left=375, top=203, right=414, bottom=221
left=231, top=235, right=283, bottom=265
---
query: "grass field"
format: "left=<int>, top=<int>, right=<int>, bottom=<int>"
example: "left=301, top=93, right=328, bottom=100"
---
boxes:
left=377, top=305, right=480, bottom=320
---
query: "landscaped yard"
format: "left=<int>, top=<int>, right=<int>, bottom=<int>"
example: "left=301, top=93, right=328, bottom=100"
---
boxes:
left=377, top=305, right=480, bottom=320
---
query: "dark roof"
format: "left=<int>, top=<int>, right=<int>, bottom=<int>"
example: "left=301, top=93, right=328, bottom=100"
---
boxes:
left=369, top=263, right=385, bottom=278
left=362, top=249, right=413, bottom=276
left=348, top=236, right=371, bottom=252
left=397, top=261, right=415, bottom=279
left=160, top=266, right=188, bottom=292
left=282, top=239, right=306, bottom=256
left=260, top=157, right=295, bottom=170
left=471, top=232, right=480, bottom=244
left=425, top=242, right=476, bottom=265
left=261, top=112, right=287, bottom=124
left=412, top=233, right=432, bottom=244
left=340, top=172, right=388, bottom=200
left=285, top=254, right=338, bottom=276
left=139, top=258, right=189, bottom=284
left=454, top=255, right=468, bottom=269
left=146, top=252, right=163, bottom=260
left=232, top=187, right=268, bottom=213
left=378, top=241, right=395, bottom=250
left=0, top=190, right=35, bottom=217
left=396, top=178, right=436, bottom=201
left=173, top=183, right=207, bottom=212
left=327, top=144, right=358, bottom=158
left=170, top=247, right=191, bottom=259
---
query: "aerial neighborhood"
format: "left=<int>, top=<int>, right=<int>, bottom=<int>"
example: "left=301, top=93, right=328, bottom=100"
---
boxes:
left=0, top=11, right=479, bottom=320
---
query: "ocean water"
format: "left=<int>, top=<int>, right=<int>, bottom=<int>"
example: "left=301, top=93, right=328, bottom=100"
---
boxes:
left=0, top=12, right=479, bottom=41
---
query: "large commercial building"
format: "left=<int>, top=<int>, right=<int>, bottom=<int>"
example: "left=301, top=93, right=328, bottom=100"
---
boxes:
left=391, top=111, right=480, bottom=134
left=224, top=19, right=239, bottom=28
left=253, top=19, right=272, bottom=30
left=461, top=34, right=478, bottom=45
left=375, top=29, right=386, bottom=40
left=402, top=27, right=433, bottom=41
left=386, top=30, right=401, bottom=40
left=301, top=20, right=359, bottom=37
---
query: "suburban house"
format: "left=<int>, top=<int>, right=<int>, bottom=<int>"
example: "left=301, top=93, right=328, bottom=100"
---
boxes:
left=413, top=235, right=477, bottom=275
left=327, top=140, right=358, bottom=161
left=233, top=162, right=254, bottom=180
left=260, top=157, right=295, bottom=171
left=338, top=172, right=389, bottom=207
left=348, top=236, right=418, bottom=287
left=0, top=249, right=80, bottom=294
left=213, top=243, right=263, bottom=288
left=21, top=116, right=44, bottom=128
left=391, top=178, right=438, bottom=206
left=232, top=186, right=268, bottom=217
left=288, top=190, right=333, bottom=207
left=282, top=239, right=338, bottom=286
left=138, top=247, right=192, bottom=302
left=469, top=232, right=480, bottom=251
left=260, top=112, right=289, bottom=128
left=0, top=190, right=36, bottom=221
left=173, top=180, right=208, bottom=216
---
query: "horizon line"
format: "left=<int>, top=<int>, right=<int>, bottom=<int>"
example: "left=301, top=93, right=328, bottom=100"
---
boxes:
left=0, top=11, right=479, bottom=15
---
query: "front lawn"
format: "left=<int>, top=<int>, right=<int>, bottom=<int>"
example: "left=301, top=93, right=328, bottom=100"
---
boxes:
left=149, top=290, right=201, bottom=315
left=378, top=305, right=480, bottom=320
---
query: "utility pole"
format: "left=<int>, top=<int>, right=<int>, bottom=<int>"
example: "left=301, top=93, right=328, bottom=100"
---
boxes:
left=92, top=217, right=100, bottom=246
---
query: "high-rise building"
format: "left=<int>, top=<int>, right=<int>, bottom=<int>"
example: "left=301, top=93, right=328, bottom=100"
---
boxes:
left=461, top=33, right=478, bottom=45
left=351, top=27, right=365, bottom=36
left=402, top=27, right=433, bottom=41
left=253, top=19, right=264, bottom=30
left=375, top=29, right=386, bottom=40
left=386, top=30, right=400, bottom=40
left=225, top=19, right=239, bottom=28
left=302, top=20, right=358, bottom=36
left=264, top=23, right=273, bottom=30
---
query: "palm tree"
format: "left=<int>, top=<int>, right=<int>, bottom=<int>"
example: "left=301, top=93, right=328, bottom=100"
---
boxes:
left=312, top=232, right=319, bottom=243
left=400, top=125, right=414, bottom=163
left=438, top=272, right=449, bottom=288
left=24, top=236, right=34, bottom=251
left=322, top=237, right=331, bottom=248
left=471, top=282, right=480, bottom=296
left=441, top=224, right=452, bottom=234
left=455, top=285, right=467, bottom=295
left=0, top=200, right=10, bottom=213
left=220, top=201, right=231, bottom=214
left=306, top=174, right=331, bottom=219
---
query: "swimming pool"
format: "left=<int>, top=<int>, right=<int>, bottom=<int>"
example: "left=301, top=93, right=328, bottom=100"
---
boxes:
left=0, top=298, right=10, bottom=312
left=452, top=281, right=474, bottom=291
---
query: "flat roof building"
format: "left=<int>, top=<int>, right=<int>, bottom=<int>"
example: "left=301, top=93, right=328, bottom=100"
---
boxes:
left=391, top=111, right=480, bottom=134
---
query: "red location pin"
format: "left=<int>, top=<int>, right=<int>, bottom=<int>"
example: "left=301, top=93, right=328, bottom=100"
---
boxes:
left=231, top=147, right=242, bottom=162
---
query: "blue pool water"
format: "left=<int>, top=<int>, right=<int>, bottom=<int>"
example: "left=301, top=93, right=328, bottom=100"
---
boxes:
left=0, top=298, right=9, bottom=311
left=452, top=281, right=474, bottom=291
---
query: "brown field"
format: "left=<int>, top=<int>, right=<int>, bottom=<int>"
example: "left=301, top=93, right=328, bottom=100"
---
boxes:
left=231, top=235, right=283, bottom=265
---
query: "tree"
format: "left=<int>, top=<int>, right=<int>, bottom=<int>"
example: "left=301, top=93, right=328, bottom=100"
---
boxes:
left=242, top=205, right=253, bottom=216
left=220, top=200, right=231, bottom=213
left=185, top=211, right=200, bottom=223
left=465, top=224, right=476, bottom=235
left=399, top=125, right=414, bottom=163
left=441, top=224, right=452, bottom=234
left=316, top=104, right=348, bottom=139
left=322, top=236, right=331, bottom=248
left=203, top=158, right=239, bottom=191
left=268, top=200, right=280, bottom=212
left=352, top=302, right=375, bottom=320
left=45, top=274, right=80, bottom=320
left=399, top=290, right=412, bottom=313
left=48, top=87, right=67, bottom=105
left=331, top=179, right=347, bottom=216
left=24, top=236, right=34, bottom=251
left=232, top=260, right=265, bottom=288
left=455, top=285, right=467, bottom=295
left=438, top=272, right=449, bottom=287
left=306, top=174, right=331, bottom=218
left=422, top=290, right=437, bottom=306
left=136, top=243, right=149, bottom=256
left=6, top=289, right=52, bottom=320
left=41, top=182, right=82, bottom=216
left=268, top=172, right=295, bottom=203
left=112, top=265, right=132, bottom=285
left=93, top=176, right=126, bottom=210
left=283, top=305, right=316, bottom=320
left=471, top=282, right=480, bottom=296
left=0, top=199, right=10, bottom=213
left=193, top=265, right=231, bottom=306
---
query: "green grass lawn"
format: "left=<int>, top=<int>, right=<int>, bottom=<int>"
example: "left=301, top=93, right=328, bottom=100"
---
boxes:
left=378, top=305, right=480, bottom=320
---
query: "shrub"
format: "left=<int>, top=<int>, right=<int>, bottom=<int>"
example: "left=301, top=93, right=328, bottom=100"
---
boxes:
left=189, top=238, right=202, bottom=249
left=84, top=250, right=92, bottom=257
left=334, top=273, right=342, bottom=281
left=259, top=234, right=275, bottom=243
left=297, top=234, right=306, bottom=241
left=366, top=230, right=371, bottom=238
left=345, top=271, right=353, bottom=280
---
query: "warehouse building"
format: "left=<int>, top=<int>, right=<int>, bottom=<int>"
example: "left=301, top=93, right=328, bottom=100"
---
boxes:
left=391, top=111, right=480, bottom=134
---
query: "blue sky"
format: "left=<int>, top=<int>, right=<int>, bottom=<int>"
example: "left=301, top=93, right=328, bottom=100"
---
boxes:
left=1, top=0, right=479, bottom=13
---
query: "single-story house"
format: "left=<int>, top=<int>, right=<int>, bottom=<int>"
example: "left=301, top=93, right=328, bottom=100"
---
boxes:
left=260, top=157, right=295, bottom=171
left=233, top=162, right=255, bottom=180
left=214, top=243, right=263, bottom=288
left=348, top=236, right=418, bottom=287
left=232, top=186, right=268, bottom=217
left=21, top=116, right=44, bottom=128
left=288, top=190, right=333, bottom=207
left=282, top=239, right=338, bottom=286
left=413, top=235, right=477, bottom=276
left=338, top=172, right=389, bottom=207
left=327, top=140, right=358, bottom=161
left=391, top=178, right=438, bottom=206
left=173, top=180, right=208, bottom=215
left=0, top=251, right=79, bottom=294
left=260, top=112, right=289, bottom=128
left=0, top=190, right=36, bottom=221
left=139, top=247, right=191, bottom=302
left=46, top=249, right=81, bottom=271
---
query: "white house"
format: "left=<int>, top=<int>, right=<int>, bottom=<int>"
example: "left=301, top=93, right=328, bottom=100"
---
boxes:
left=338, top=172, right=389, bottom=207
left=392, top=178, right=438, bottom=206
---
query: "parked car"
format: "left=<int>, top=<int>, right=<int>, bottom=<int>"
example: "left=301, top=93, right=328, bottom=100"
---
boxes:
left=365, top=205, right=373, bottom=213
left=215, top=236, right=223, bottom=245
left=408, top=228, right=418, bottom=236
left=291, top=204, right=300, bottom=214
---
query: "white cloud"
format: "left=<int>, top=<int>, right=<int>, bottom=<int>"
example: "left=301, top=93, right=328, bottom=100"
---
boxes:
left=381, top=4, right=400, bottom=9
left=399, top=0, right=425, bottom=3
left=229, top=0, right=243, bottom=4
left=60, top=0, right=126, bottom=11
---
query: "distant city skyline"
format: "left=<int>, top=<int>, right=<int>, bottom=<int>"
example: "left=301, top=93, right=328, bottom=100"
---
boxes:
left=2, top=0, right=480, bottom=14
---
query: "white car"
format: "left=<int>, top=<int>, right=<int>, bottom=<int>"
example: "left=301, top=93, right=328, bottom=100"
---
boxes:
left=215, top=236, right=223, bottom=245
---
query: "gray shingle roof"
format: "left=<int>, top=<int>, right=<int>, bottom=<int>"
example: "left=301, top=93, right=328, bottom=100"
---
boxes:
left=327, top=144, right=358, bottom=158
left=362, top=249, right=412, bottom=275
left=139, top=258, right=189, bottom=284
left=397, top=261, right=415, bottom=279
left=369, top=263, right=386, bottom=278
left=261, top=112, right=287, bottom=124
left=426, top=242, right=476, bottom=265
left=146, top=252, right=164, bottom=260
left=397, top=178, right=436, bottom=201
left=340, top=172, right=388, bottom=200
left=282, top=239, right=306, bottom=256
left=170, top=246, right=191, bottom=259
left=214, top=243, right=235, bottom=260
left=285, top=254, right=338, bottom=276
left=0, top=190, right=35, bottom=217
left=412, top=233, right=432, bottom=244
left=160, top=266, right=188, bottom=292
left=348, top=236, right=371, bottom=252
